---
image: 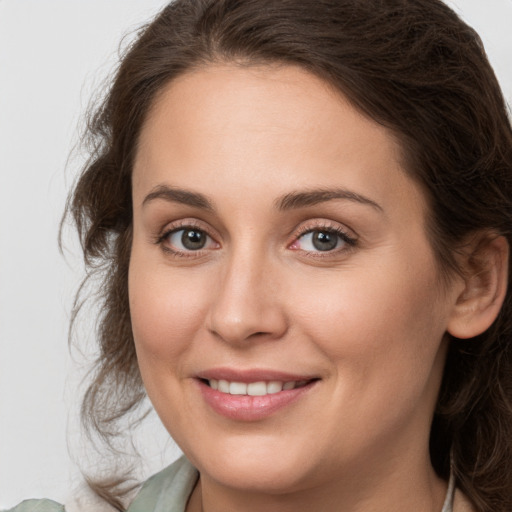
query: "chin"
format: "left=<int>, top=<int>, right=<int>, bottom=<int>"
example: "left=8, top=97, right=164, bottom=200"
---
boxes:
left=188, top=438, right=317, bottom=493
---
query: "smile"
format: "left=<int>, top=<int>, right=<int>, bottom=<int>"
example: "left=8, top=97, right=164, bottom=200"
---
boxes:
left=207, top=379, right=310, bottom=396
left=196, top=370, right=319, bottom=421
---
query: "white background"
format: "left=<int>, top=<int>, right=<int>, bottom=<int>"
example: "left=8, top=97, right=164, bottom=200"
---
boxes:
left=0, top=0, right=511, bottom=508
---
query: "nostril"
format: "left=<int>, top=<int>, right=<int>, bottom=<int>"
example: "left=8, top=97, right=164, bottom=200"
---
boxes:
left=206, top=295, right=288, bottom=344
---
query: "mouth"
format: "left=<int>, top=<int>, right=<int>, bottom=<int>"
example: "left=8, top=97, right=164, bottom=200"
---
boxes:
left=196, top=370, right=319, bottom=421
left=202, top=378, right=311, bottom=396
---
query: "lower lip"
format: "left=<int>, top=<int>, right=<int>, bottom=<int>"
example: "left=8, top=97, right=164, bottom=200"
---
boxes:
left=197, top=380, right=317, bottom=421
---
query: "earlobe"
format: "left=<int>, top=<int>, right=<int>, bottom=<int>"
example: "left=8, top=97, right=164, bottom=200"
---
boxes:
left=447, top=234, right=509, bottom=340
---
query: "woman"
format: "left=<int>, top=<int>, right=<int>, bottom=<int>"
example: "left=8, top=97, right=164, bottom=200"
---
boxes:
left=6, top=0, right=512, bottom=511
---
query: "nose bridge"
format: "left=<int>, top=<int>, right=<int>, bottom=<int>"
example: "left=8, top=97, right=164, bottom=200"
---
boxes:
left=207, top=240, right=287, bottom=344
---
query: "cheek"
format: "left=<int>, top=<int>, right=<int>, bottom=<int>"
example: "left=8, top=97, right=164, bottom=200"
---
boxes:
left=293, top=255, right=448, bottom=388
left=128, top=257, right=211, bottom=366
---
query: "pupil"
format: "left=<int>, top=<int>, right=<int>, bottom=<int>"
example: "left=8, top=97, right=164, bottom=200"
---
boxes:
left=312, top=231, right=337, bottom=251
left=182, top=229, right=206, bottom=250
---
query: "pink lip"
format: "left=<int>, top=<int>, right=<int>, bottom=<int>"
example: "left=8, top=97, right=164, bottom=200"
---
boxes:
left=196, top=367, right=317, bottom=383
left=195, top=367, right=319, bottom=422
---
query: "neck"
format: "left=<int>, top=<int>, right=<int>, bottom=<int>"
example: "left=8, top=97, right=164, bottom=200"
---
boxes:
left=186, top=454, right=448, bottom=512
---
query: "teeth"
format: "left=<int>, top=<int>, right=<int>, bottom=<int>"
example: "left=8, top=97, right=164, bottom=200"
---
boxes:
left=218, top=379, right=230, bottom=393
left=267, top=381, right=284, bottom=394
left=229, top=382, right=247, bottom=395
left=207, top=379, right=304, bottom=395
left=247, top=382, right=267, bottom=396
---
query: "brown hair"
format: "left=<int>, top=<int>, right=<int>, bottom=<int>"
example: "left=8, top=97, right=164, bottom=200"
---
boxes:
left=68, top=0, right=512, bottom=510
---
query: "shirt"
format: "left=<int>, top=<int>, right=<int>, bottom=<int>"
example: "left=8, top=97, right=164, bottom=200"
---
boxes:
left=3, top=456, right=474, bottom=512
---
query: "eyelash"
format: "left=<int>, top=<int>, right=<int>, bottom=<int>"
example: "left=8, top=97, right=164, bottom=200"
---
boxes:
left=155, top=221, right=217, bottom=258
left=155, top=220, right=357, bottom=258
left=290, top=223, right=357, bottom=257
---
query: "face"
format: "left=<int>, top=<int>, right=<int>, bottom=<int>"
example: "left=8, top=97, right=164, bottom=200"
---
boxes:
left=129, top=64, right=460, bottom=496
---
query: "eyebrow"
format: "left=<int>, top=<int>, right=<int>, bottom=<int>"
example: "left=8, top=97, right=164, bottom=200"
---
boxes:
left=142, top=185, right=214, bottom=210
left=142, top=184, right=382, bottom=213
left=275, top=188, right=383, bottom=212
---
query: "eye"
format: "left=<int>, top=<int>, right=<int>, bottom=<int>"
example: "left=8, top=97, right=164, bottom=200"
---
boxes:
left=163, top=227, right=217, bottom=253
left=291, top=227, right=356, bottom=253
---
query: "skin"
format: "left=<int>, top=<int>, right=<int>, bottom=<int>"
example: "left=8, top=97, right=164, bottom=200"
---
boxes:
left=129, top=64, right=468, bottom=512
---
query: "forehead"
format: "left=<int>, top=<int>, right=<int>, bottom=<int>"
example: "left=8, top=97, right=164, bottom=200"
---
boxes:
left=133, top=63, right=426, bottom=219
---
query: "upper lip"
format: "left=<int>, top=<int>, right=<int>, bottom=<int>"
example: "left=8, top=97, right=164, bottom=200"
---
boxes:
left=196, top=367, right=319, bottom=383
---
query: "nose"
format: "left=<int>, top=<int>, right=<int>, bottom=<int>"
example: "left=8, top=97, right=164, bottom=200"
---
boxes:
left=206, top=250, right=288, bottom=345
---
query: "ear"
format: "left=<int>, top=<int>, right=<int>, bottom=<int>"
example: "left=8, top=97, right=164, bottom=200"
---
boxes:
left=447, top=234, right=509, bottom=339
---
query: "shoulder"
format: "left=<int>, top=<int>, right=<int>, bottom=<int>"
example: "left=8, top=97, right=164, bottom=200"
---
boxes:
left=3, top=484, right=123, bottom=512
left=442, top=471, right=477, bottom=512
left=127, top=456, right=198, bottom=512
left=2, top=457, right=198, bottom=512
left=1, top=499, right=65, bottom=512
left=453, top=489, right=477, bottom=512
left=66, top=456, right=198, bottom=512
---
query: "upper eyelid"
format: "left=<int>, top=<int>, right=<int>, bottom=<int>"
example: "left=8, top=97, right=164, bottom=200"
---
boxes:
left=155, top=217, right=357, bottom=245
left=293, top=227, right=356, bottom=247
left=157, top=225, right=219, bottom=257
left=296, top=224, right=350, bottom=236
left=292, top=219, right=357, bottom=239
left=167, top=227, right=216, bottom=246
left=154, top=220, right=219, bottom=253
left=159, top=218, right=216, bottom=238
left=288, top=220, right=359, bottom=254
